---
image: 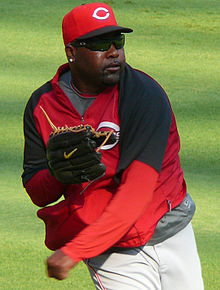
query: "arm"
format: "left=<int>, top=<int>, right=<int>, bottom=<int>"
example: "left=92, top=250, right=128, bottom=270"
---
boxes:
left=47, top=160, right=159, bottom=279
left=22, top=90, right=66, bottom=206
left=62, top=160, right=158, bottom=260
left=25, top=169, right=67, bottom=207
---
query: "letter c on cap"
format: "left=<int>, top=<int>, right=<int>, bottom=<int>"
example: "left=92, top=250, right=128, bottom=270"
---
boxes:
left=92, top=7, right=110, bottom=20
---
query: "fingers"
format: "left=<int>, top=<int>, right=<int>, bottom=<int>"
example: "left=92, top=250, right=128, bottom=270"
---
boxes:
left=47, top=129, right=92, bottom=150
left=47, top=265, right=68, bottom=280
left=46, top=249, right=77, bottom=280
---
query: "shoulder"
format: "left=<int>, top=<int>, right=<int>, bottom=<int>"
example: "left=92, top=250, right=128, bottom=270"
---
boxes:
left=121, top=64, right=166, bottom=92
left=24, top=81, right=52, bottom=116
left=30, top=81, right=52, bottom=106
left=119, top=64, right=172, bottom=119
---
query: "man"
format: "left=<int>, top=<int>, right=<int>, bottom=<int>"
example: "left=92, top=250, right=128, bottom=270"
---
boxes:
left=22, top=2, right=204, bottom=289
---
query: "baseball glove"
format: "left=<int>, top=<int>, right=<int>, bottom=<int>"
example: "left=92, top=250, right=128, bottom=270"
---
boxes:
left=40, top=106, right=116, bottom=185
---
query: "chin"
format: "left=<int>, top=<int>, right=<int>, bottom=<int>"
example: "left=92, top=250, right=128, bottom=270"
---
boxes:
left=102, top=73, right=120, bottom=86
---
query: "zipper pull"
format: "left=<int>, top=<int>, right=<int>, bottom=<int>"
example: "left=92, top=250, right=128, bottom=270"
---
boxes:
left=167, top=200, right=172, bottom=212
left=81, top=116, right=84, bottom=123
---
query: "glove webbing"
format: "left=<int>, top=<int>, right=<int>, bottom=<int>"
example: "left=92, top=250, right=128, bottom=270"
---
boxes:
left=40, top=106, right=114, bottom=152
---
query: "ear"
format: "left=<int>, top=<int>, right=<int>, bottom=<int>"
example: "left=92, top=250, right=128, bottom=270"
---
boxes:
left=65, top=44, right=77, bottom=63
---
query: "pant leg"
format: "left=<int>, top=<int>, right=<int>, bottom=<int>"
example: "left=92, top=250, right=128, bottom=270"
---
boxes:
left=86, top=246, right=161, bottom=290
left=151, top=223, right=204, bottom=290
left=85, top=223, right=203, bottom=290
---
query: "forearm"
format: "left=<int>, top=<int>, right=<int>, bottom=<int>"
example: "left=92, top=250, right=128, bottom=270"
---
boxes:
left=25, top=169, right=67, bottom=207
left=61, top=161, right=159, bottom=262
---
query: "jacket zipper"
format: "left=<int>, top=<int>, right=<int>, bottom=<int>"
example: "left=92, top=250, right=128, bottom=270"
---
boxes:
left=167, top=200, right=172, bottom=212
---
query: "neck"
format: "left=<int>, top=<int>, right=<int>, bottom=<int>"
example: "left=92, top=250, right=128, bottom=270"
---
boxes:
left=70, top=81, right=98, bottom=97
left=71, top=78, right=106, bottom=95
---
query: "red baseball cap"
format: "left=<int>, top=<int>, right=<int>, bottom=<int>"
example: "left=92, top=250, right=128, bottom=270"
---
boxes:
left=62, top=2, right=133, bottom=45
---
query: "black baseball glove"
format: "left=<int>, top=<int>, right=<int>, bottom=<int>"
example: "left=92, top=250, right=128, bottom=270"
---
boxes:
left=46, top=125, right=115, bottom=184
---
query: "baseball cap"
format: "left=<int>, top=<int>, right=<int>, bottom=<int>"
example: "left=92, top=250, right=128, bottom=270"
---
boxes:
left=62, top=2, right=133, bottom=45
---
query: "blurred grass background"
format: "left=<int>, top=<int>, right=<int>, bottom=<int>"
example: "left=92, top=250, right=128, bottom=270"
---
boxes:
left=0, top=0, right=219, bottom=289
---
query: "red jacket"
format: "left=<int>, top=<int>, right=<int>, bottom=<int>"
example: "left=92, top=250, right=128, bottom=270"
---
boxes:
left=22, top=63, right=186, bottom=262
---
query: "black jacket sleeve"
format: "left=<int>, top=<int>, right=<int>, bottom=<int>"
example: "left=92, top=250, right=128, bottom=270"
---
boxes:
left=22, top=82, right=52, bottom=186
left=116, top=64, right=172, bottom=180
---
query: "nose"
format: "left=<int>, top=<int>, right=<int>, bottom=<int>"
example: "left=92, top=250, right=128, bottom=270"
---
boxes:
left=106, top=43, right=119, bottom=58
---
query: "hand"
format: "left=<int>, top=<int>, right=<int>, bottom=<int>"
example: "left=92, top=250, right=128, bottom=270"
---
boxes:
left=46, top=130, right=106, bottom=184
left=47, top=249, right=78, bottom=280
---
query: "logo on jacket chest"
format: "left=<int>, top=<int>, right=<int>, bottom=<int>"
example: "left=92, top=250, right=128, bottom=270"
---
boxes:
left=97, top=121, right=120, bottom=150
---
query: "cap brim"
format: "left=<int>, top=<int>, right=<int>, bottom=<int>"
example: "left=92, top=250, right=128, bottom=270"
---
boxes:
left=77, top=25, right=133, bottom=40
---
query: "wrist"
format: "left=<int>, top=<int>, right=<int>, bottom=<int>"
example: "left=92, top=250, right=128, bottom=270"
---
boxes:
left=60, top=246, right=82, bottom=263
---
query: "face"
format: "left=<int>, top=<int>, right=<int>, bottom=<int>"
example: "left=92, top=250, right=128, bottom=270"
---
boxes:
left=66, top=32, right=126, bottom=93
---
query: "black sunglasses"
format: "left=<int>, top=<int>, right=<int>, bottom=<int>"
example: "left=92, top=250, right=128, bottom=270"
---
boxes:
left=71, top=34, right=125, bottom=52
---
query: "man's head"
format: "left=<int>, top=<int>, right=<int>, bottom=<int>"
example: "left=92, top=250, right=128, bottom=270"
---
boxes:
left=62, top=3, right=133, bottom=93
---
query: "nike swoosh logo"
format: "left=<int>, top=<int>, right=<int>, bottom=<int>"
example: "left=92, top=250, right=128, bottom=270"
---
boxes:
left=64, top=148, right=78, bottom=159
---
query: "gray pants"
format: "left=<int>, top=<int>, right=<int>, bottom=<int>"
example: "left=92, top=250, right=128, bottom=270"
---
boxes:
left=85, top=223, right=204, bottom=290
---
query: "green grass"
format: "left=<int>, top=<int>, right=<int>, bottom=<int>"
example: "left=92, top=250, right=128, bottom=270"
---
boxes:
left=0, top=0, right=219, bottom=289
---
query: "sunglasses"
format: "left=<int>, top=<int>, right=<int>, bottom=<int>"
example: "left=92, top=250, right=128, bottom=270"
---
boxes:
left=71, top=34, right=125, bottom=52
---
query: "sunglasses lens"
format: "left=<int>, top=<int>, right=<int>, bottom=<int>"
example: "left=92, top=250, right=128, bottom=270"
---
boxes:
left=89, top=41, right=112, bottom=51
left=86, top=34, right=125, bottom=51
left=114, top=35, right=125, bottom=49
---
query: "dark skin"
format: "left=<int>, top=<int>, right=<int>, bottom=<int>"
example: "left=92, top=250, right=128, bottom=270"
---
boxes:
left=47, top=249, right=77, bottom=280
left=46, top=32, right=126, bottom=280
left=65, top=32, right=126, bottom=94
